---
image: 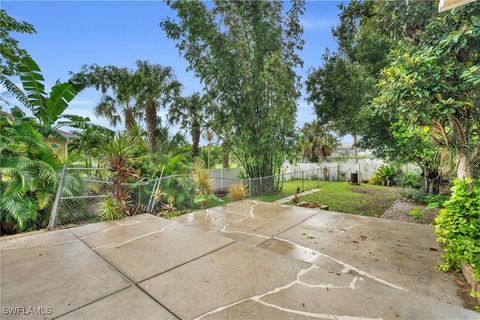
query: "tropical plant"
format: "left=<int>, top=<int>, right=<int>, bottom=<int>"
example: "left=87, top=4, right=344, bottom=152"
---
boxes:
left=299, top=121, right=338, bottom=162
left=169, top=92, right=208, bottom=156
left=0, top=9, right=36, bottom=77
left=135, top=60, right=181, bottom=153
left=100, top=133, right=139, bottom=214
left=0, top=108, right=84, bottom=233
left=161, top=0, right=304, bottom=178
left=72, top=65, right=140, bottom=134
left=228, top=181, right=247, bottom=201
left=396, top=172, right=423, bottom=189
left=0, top=57, right=86, bottom=140
left=434, top=179, right=480, bottom=279
left=69, top=125, right=114, bottom=168
left=99, top=197, right=125, bottom=221
left=190, top=159, right=220, bottom=207
left=370, top=164, right=399, bottom=186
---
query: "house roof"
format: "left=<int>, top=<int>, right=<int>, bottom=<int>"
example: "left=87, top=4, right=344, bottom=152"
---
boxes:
left=54, top=129, right=79, bottom=139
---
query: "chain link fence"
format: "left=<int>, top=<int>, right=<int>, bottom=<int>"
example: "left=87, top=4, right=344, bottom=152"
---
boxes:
left=48, top=167, right=331, bottom=229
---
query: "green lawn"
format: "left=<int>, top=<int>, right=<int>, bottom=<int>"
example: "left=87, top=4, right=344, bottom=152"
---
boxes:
left=251, top=179, right=320, bottom=202
left=253, top=180, right=401, bottom=217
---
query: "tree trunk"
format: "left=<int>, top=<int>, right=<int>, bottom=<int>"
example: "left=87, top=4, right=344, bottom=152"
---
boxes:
left=145, top=102, right=158, bottom=153
left=191, top=117, right=200, bottom=156
left=456, top=154, right=473, bottom=180
left=222, top=147, right=230, bottom=168
left=352, top=132, right=358, bottom=162
left=124, top=109, right=136, bottom=134
left=423, top=167, right=440, bottom=195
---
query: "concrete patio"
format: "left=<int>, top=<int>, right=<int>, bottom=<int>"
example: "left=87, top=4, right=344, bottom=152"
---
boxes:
left=1, top=200, right=477, bottom=320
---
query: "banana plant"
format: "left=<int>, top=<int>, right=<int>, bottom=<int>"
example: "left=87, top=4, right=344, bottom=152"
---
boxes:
left=0, top=57, right=104, bottom=140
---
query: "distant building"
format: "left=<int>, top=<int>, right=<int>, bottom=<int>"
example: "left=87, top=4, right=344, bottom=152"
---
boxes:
left=46, top=129, right=79, bottom=159
left=331, top=144, right=372, bottom=157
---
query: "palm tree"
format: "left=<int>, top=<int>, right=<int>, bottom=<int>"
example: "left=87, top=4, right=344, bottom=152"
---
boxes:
left=135, top=61, right=181, bottom=153
left=72, top=65, right=141, bottom=135
left=0, top=108, right=80, bottom=233
left=168, top=92, right=208, bottom=156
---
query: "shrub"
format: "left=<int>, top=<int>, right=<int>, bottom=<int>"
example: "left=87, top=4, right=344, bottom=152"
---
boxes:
left=408, top=207, right=423, bottom=221
left=401, top=188, right=429, bottom=203
left=434, top=179, right=480, bottom=279
left=228, top=181, right=247, bottom=201
left=401, top=188, right=450, bottom=208
left=100, top=197, right=125, bottom=221
left=397, top=172, right=422, bottom=189
left=371, top=165, right=399, bottom=186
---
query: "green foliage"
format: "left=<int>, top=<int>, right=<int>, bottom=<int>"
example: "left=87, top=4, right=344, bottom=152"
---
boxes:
left=99, top=197, right=125, bottom=221
left=162, top=0, right=304, bottom=178
left=299, top=121, right=339, bottom=162
left=397, top=172, right=422, bottom=189
left=157, top=176, right=196, bottom=211
left=401, top=188, right=429, bottom=204
left=371, top=165, right=399, bottom=186
left=401, top=188, right=450, bottom=207
left=100, top=133, right=139, bottom=214
left=408, top=207, right=422, bottom=221
left=434, top=179, right=480, bottom=278
left=0, top=9, right=36, bottom=77
left=0, top=109, right=60, bottom=232
left=374, top=3, right=480, bottom=179
left=169, top=92, right=208, bottom=156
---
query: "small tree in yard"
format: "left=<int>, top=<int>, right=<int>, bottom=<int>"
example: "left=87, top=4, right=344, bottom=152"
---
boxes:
left=101, top=133, right=139, bottom=215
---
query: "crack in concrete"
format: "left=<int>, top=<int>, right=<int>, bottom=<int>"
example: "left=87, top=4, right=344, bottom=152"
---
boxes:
left=274, top=237, right=407, bottom=292
left=80, top=220, right=144, bottom=239
left=193, top=264, right=378, bottom=320
left=92, top=223, right=176, bottom=250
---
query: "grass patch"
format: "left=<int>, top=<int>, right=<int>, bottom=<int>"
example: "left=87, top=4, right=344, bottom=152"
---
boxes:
left=251, top=180, right=401, bottom=217
left=250, top=179, right=320, bottom=202
left=298, top=182, right=401, bottom=217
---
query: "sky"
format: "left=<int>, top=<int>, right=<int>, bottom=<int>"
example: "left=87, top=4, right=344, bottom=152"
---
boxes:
left=2, top=0, right=348, bottom=143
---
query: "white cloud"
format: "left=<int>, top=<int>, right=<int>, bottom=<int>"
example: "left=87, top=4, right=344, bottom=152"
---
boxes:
left=70, top=99, right=95, bottom=105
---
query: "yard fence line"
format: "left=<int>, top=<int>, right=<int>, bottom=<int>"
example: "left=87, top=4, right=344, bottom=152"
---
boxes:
left=49, top=163, right=406, bottom=229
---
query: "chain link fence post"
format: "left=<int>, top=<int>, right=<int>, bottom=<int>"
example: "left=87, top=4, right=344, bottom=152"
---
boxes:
left=48, top=165, right=68, bottom=230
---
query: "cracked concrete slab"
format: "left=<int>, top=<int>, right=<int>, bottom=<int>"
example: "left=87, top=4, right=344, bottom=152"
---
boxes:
left=139, top=242, right=310, bottom=320
left=71, top=215, right=234, bottom=283
left=0, top=230, right=131, bottom=319
left=259, top=210, right=465, bottom=307
left=209, top=200, right=319, bottom=222
left=1, top=201, right=477, bottom=320
left=57, top=287, right=178, bottom=320
left=174, top=201, right=317, bottom=246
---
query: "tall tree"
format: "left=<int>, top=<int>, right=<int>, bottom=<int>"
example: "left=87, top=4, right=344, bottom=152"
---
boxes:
left=299, top=121, right=338, bottom=162
left=374, top=1, right=480, bottom=179
left=72, top=65, right=140, bottom=134
left=161, top=0, right=304, bottom=178
left=168, top=92, right=207, bottom=156
left=135, top=61, right=181, bottom=153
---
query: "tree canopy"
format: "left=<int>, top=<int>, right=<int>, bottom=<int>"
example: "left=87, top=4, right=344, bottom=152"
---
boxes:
left=161, top=0, right=305, bottom=178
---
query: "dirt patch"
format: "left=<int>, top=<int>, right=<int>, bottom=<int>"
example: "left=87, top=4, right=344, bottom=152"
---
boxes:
left=349, top=186, right=399, bottom=196
left=454, top=272, right=479, bottom=312
left=382, top=199, right=438, bottom=224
